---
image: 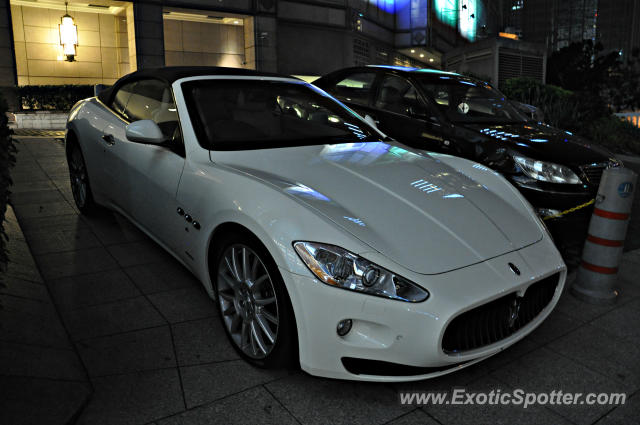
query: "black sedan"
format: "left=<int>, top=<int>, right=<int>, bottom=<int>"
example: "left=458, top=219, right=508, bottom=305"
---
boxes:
left=314, top=65, right=622, bottom=265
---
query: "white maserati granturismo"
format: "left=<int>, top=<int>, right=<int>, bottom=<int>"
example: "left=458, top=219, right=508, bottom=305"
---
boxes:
left=65, top=67, right=566, bottom=382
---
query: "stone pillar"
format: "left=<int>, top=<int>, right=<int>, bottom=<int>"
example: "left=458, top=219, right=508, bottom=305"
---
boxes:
left=243, top=17, right=256, bottom=70
left=132, top=0, right=164, bottom=69
left=0, top=0, right=15, bottom=86
left=0, top=0, right=17, bottom=109
left=126, top=3, right=137, bottom=71
left=255, top=15, right=277, bottom=73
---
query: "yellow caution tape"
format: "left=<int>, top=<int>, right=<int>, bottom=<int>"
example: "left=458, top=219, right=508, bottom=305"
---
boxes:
left=542, top=198, right=595, bottom=221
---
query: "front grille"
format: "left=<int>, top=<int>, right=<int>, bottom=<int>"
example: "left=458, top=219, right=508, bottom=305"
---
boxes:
left=442, top=273, right=559, bottom=354
left=580, top=163, right=608, bottom=188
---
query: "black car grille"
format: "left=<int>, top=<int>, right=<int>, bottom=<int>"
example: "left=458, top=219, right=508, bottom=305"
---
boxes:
left=442, top=273, right=560, bottom=354
left=580, top=163, right=608, bottom=188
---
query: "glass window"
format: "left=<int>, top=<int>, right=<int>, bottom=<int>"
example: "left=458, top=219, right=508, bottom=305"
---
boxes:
left=417, top=76, right=527, bottom=124
left=331, top=72, right=376, bottom=105
left=374, top=75, right=428, bottom=118
left=125, top=79, right=181, bottom=142
left=182, top=80, right=380, bottom=150
left=111, top=82, right=137, bottom=118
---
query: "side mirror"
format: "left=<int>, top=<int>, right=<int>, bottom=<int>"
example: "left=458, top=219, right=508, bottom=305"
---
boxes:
left=125, top=120, right=166, bottom=145
left=362, top=114, right=389, bottom=139
left=509, top=100, right=543, bottom=122
left=363, top=114, right=378, bottom=129
left=407, top=106, right=438, bottom=122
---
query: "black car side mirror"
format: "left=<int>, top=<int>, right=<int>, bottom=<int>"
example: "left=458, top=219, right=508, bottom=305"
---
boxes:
left=407, top=106, right=435, bottom=122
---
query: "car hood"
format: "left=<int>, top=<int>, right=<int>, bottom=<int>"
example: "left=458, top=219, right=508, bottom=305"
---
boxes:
left=213, top=142, right=542, bottom=275
left=459, top=122, right=613, bottom=167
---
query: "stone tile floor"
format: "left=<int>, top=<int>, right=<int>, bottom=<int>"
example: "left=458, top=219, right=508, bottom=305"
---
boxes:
left=1, top=137, right=639, bottom=425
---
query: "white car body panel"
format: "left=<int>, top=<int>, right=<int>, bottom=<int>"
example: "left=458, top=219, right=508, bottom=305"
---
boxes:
left=66, top=74, right=567, bottom=382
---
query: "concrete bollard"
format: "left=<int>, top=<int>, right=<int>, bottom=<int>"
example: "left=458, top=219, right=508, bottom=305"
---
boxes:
left=572, top=167, right=637, bottom=304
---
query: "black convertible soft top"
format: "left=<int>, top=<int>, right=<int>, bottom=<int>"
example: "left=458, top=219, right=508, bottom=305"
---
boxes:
left=97, top=66, right=295, bottom=105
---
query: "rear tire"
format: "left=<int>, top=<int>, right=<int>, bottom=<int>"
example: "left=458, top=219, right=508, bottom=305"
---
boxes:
left=68, top=141, right=98, bottom=215
left=212, top=231, right=297, bottom=369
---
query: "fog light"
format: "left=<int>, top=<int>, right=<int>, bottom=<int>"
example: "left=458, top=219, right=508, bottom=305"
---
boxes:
left=337, top=319, right=352, bottom=336
left=536, top=208, right=561, bottom=219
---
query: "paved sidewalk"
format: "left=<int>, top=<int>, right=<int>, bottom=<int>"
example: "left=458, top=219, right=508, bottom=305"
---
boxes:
left=2, top=137, right=640, bottom=425
left=0, top=205, right=92, bottom=424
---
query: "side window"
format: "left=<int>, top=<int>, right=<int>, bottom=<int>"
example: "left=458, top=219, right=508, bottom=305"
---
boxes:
left=111, top=82, right=137, bottom=118
left=375, top=75, right=428, bottom=118
left=124, top=79, right=181, bottom=143
left=331, top=72, right=376, bottom=105
left=125, top=79, right=165, bottom=122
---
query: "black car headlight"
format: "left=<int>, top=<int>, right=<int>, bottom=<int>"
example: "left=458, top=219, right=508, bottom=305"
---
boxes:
left=293, top=241, right=429, bottom=302
left=513, top=154, right=582, bottom=184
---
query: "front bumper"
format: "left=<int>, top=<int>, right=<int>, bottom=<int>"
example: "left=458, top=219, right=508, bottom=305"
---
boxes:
left=281, top=236, right=566, bottom=382
left=513, top=180, right=594, bottom=217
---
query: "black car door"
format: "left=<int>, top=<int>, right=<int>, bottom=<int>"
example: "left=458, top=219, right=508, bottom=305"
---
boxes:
left=372, top=73, right=450, bottom=153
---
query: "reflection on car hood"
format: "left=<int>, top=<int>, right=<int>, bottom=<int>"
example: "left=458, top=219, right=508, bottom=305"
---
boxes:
left=214, top=142, right=542, bottom=275
left=460, top=122, right=612, bottom=166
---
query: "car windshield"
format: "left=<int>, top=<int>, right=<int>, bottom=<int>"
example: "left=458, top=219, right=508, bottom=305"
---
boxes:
left=182, top=79, right=380, bottom=150
left=417, top=76, right=527, bottom=124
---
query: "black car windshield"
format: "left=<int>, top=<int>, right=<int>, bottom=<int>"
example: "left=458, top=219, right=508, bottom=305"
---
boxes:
left=182, top=79, right=379, bottom=150
left=416, top=76, right=527, bottom=124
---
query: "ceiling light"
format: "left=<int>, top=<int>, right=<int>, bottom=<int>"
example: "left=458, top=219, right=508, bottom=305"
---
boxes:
left=410, top=49, right=415, bottom=53
left=429, top=58, right=434, bottom=62
left=419, top=53, right=425, bottom=58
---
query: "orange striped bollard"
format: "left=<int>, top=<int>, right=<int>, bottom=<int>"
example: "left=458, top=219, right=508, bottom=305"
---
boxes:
left=572, top=167, right=637, bottom=304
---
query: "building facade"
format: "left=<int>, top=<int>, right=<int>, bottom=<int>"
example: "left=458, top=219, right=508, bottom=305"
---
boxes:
left=519, top=0, right=639, bottom=62
left=520, top=0, right=597, bottom=51
left=597, top=0, right=640, bottom=64
left=2, top=0, right=634, bottom=92
left=1, top=0, right=274, bottom=88
left=0, top=0, right=515, bottom=94
left=443, top=37, right=546, bottom=87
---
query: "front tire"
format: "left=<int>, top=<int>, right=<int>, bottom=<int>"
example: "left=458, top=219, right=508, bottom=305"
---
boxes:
left=68, top=141, right=98, bottom=214
left=212, top=232, right=297, bottom=369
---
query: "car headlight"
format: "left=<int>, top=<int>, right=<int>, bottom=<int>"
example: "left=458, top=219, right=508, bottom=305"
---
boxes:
left=293, top=241, right=429, bottom=302
left=513, top=155, right=581, bottom=184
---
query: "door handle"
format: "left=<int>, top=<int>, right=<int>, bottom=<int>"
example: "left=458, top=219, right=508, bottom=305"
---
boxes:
left=102, top=134, right=115, bottom=146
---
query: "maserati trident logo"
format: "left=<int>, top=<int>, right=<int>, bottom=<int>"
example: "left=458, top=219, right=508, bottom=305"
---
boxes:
left=508, top=262, right=521, bottom=275
left=508, top=298, right=522, bottom=328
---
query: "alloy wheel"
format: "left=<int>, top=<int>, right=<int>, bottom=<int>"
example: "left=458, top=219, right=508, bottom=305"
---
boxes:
left=217, top=244, right=280, bottom=359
